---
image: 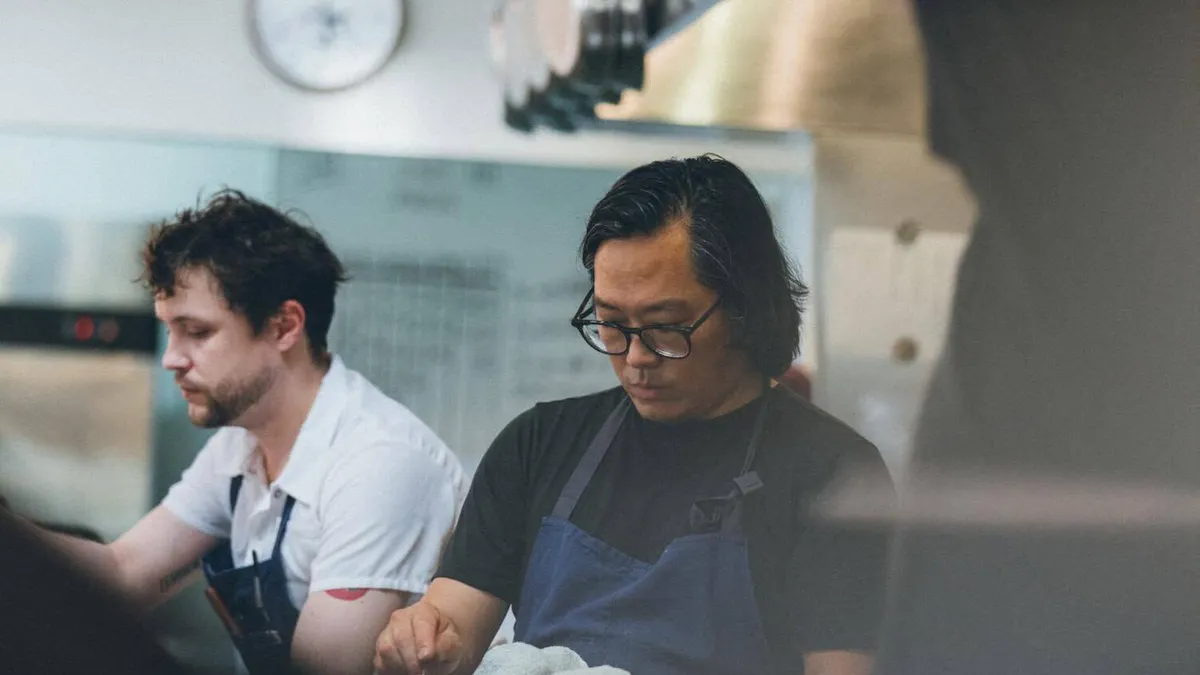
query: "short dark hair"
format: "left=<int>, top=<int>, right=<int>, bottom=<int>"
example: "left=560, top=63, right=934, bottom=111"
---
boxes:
left=140, top=189, right=348, bottom=359
left=580, top=154, right=807, bottom=377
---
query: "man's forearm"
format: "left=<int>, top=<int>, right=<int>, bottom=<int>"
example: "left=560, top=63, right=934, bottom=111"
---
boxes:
left=37, top=524, right=202, bottom=609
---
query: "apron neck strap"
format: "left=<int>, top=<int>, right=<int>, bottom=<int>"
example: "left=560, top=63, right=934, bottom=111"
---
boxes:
left=227, top=475, right=297, bottom=558
left=272, top=496, right=297, bottom=557
left=552, top=397, right=631, bottom=520
left=228, top=475, right=245, bottom=512
left=738, top=384, right=774, bottom=479
left=551, top=385, right=776, bottom=521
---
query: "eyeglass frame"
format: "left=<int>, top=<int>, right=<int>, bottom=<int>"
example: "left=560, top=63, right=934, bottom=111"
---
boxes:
left=569, top=288, right=722, bottom=360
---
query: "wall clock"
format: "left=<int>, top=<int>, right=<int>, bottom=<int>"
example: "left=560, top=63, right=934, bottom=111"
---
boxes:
left=249, top=0, right=405, bottom=92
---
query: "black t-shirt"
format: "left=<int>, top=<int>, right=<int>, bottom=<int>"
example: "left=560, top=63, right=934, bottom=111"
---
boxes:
left=439, top=385, right=893, bottom=673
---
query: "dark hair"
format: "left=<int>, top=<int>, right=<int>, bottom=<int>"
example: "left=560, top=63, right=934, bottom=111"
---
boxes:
left=581, top=154, right=807, bottom=377
left=140, top=189, right=348, bottom=359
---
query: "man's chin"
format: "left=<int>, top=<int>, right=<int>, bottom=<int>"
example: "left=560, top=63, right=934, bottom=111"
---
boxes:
left=186, top=405, right=222, bottom=429
left=629, top=397, right=687, bottom=423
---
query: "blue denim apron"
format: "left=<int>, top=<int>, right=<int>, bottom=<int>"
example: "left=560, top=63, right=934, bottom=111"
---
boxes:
left=203, top=476, right=302, bottom=675
left=515, top=393, right=777, bottom=675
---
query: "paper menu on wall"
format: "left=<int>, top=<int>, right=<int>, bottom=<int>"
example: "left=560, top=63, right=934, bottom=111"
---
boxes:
left=330, top=255, right=615, bottom=472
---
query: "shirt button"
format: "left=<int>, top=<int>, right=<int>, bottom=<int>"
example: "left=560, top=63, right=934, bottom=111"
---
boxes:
left=273, top=489, right=282, bottom=499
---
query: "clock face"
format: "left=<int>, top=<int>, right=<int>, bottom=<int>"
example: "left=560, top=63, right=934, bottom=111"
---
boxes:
left=250, top=0, right=405, bottom=92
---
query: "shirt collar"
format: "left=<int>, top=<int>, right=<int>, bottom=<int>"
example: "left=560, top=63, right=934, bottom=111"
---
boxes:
left=274, top=355, right=349, bottom=505
left=213, top=356, right=350, bottom=506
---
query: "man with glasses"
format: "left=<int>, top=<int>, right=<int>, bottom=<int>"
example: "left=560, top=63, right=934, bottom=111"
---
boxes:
left=375, top=155, right=892, bottom=675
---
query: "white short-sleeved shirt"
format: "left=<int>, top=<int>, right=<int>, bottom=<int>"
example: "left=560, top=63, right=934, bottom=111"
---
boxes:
left=162, top=356, right=468, bottom=607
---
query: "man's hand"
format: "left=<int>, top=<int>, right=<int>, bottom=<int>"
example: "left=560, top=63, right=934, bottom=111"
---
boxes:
left=373, top=578, right=508, bottom=675
left=375, top=601, right=466, bottom=675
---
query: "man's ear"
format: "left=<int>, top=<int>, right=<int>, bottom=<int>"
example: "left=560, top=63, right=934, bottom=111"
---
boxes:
left=271, top=300, right=307, bottom=353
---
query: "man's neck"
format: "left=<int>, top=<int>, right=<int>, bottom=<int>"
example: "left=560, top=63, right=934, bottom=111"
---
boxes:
left=244, top=356, right=330, bottom=483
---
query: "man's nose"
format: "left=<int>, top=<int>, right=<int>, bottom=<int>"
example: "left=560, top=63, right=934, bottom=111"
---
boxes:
left=624, top=333, right=662, bottom=368
left=161, top=336, right=190, bottom=372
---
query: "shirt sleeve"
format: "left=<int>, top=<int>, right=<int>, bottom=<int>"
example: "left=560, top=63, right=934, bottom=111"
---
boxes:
left=436, top=407, right=537, bottom=605
left=159, top=432, right=236, bottom=539
left=790, top=441, right=894, bottom=654
left=306, top=441, right=461, bottom=596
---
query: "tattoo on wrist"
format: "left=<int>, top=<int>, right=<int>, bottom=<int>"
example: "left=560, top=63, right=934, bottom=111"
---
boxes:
left=159, top=559, right=200, bottom=594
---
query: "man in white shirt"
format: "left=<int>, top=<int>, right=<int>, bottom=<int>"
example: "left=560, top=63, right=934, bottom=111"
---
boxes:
left=35, top=189, right=466, bottom=675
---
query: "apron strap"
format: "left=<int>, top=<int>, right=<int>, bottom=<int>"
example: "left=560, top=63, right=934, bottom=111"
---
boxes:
left=228, top=475, right=245, bottom=512
left=734, top=384, right=775, bottom=492
left=272, top=496, right=298, bottom=558
left=552, top=397, right=631, bottom=520
left=689, top=387, right=774, bottom=535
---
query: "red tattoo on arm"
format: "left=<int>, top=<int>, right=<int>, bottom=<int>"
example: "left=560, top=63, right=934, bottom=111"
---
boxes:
left=325, top=588, right=369, bottom=601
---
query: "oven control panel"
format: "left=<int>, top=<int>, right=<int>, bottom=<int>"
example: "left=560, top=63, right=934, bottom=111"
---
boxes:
left=0, top=305, right=157, bottom=355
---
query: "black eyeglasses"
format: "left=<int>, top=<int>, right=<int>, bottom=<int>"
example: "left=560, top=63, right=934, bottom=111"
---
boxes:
left=570, top=289, right=721, bottom=359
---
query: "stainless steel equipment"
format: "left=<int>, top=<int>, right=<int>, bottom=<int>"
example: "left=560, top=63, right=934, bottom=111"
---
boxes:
left=0, top=306, right=158, bottom=541
left=0, top=212, right=161, bottom=538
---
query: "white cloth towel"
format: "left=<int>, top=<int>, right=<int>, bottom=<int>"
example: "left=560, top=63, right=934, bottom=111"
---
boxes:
left=475, top=642, right=631, bottom=675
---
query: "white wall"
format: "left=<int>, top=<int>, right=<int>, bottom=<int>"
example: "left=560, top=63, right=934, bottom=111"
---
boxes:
left=0, top=132, right=277, bottom=306
left=0, top=0, right=808, bottom=173
left=811, top=132, right=975, bottom=476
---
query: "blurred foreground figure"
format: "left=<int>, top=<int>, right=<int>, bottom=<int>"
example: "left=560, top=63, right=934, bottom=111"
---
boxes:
left=873, top=2, right=1200, bottom=674
left=0, top=509, right=190, bottom=675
